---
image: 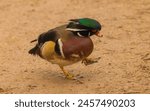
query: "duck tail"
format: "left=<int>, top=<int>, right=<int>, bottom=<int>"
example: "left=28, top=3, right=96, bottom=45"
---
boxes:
left=28, top=44, right=39, bottom=55
left=30, top=39, right=37, bottom=43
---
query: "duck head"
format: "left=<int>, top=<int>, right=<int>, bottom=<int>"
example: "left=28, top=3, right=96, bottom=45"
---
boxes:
left=66, top=18, right=102, bottom=37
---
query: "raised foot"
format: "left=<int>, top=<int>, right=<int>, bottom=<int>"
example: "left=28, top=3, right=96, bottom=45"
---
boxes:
left=82, top=57, right=101, bottom=65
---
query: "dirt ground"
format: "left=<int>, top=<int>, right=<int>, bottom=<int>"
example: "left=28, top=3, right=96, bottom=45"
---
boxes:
left=0, top=0, right=150, bottom=94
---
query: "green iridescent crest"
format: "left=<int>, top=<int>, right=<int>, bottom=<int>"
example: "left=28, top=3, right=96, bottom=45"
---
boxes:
left=78, top=18, right=101, bottom=30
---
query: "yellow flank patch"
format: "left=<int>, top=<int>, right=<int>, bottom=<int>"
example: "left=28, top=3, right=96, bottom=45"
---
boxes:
left=41, top=41, right=55, bottom=59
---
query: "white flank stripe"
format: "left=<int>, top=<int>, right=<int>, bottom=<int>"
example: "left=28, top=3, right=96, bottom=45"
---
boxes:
left=58, top=39, right=65, bottom=58
left=66, top=28, right=87, bottom=31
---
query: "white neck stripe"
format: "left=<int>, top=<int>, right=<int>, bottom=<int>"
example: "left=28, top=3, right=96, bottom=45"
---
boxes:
left=58, top=39, right=65, bottom=58
left=66, top=28, right=87, bottom=31
left=88, top=32, right=91, bottom=36
left=77, top=32, right=83, bottom=37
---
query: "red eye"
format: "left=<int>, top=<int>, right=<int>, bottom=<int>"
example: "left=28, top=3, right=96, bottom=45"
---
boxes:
left=92, top=30, right=97, bottom=33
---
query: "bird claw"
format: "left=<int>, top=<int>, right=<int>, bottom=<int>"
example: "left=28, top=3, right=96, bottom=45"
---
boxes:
left=65, top=74, right=74, bottom=79
left=73, top=77, right=83, bottom=84
left=59, top=66, right=83, bottom=84
left=65, top=74, right=83, bottom=84
left=76, top=74, right=84, bottom=79
left=82, top=57, right=101, bottom=65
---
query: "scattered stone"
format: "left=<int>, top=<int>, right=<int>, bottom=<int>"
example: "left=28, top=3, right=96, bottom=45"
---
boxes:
left=31, top=70, right=34, bottom=73
left=24, top=69, right=28, bottom=72
left=0, top=88, right=4, bottom=93
left=88, top=79, right=91, bottom=81
left=118, top=26, right=123, bottom=28
left=2, top=69, right=6, bottom=72
left=108, top=63, right=111, bottom=65
left=98, top=84, right=101, bottom=86
left=28, top=85, right=37, bottom=89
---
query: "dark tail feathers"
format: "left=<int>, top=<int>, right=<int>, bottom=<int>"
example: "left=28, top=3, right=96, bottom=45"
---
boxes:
left=30, top=39, right=37, bottom=43
left=28, top=44, right=39, bottom=55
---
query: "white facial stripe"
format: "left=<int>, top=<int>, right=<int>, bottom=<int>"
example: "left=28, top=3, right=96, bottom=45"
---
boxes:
left=66, top=28, right=87, bottom=31
left=58, top=39, right=65, bottom=58
left=69, top=21, right=79, bottom=24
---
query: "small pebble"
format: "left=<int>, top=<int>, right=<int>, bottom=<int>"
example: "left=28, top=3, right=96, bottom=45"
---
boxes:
left=0, top=88, right=4, bottom=93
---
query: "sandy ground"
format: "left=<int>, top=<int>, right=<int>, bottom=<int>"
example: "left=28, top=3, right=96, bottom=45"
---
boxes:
left=0, top=0, right=150, bottom=94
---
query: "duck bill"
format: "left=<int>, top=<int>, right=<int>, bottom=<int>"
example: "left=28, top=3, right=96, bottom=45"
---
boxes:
left=95, top=31, right=103, bottom=37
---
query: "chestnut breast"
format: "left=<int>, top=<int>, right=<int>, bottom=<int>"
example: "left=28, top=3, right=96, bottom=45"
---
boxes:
left=62, top=37, right=94, bottom=58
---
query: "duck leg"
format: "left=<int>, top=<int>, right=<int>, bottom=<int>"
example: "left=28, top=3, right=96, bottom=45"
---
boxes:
left=59, top=66, right=74, bottom=79
left=59, top=66, right=83, bottom=84
left=82, top=57, right=101, bottom=65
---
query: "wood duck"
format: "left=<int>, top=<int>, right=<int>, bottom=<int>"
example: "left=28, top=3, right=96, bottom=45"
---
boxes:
left=28, top=18, right=102, bottom=81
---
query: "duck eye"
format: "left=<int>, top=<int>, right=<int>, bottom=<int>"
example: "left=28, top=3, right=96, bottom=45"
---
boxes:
left=92, top=30, right=97, bottom=33
left=76, top=31, right=90, bottom=37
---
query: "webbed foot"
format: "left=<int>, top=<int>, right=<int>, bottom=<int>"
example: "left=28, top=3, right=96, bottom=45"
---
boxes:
left=59, top=66, right=83, bottom=84
left=82, top=57, right=101, bottom=65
